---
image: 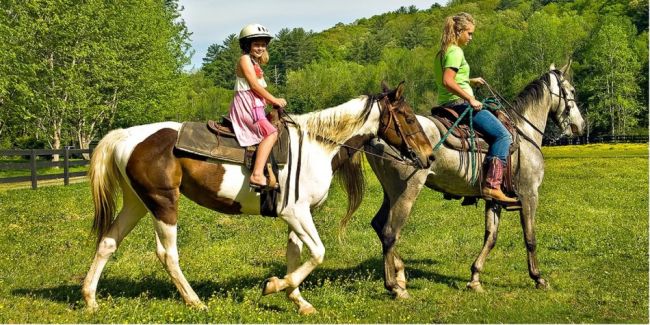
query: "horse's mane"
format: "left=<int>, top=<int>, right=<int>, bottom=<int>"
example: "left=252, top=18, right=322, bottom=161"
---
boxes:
left=509, top=72, right=553, bottom=124
left=292, top=95, right=375, bottom=147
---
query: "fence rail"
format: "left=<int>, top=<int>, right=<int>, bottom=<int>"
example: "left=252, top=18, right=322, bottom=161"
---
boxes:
left=0, top=148, right=93, bottom=189
left=0, top=134, right=646, bottom=189
left=543, top=135, right=648, bottom=146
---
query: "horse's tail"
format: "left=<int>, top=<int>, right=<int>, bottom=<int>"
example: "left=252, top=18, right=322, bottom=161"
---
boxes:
left=88, top=128, right=129, bottom=247
left=337, top=151, right=366, bottom=240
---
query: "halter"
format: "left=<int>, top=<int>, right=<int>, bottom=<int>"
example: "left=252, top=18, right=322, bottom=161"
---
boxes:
left=547, top=70, right=575, bottom=116
left=377, top=95, right=430, bottom=169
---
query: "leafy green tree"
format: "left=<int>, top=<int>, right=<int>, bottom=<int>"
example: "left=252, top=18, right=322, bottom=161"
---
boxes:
left=376, top=47, right=435, bottom=113
left=0, top=0, right=190, bottom=153
left=177, top=71, right=233, bottom=121
left=285, top=61, right=380, bottom=113
left=267, top=28, right=318, bottom=85
left=201, top=34, right=239, bottom=89
left=346, top=16, right=394, bottom=64
left=582, top=17, right=642, bottom=136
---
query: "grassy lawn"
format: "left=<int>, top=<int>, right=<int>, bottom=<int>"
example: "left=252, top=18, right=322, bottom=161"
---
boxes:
left=0, top=143, right=647, bottom=323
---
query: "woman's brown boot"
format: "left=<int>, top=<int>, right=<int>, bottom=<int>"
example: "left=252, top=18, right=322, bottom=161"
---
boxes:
left=482, top=157, right=517, bottom=203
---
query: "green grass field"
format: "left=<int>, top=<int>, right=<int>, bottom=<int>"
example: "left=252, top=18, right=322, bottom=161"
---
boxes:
left=0, top=143, right=647, bottom=323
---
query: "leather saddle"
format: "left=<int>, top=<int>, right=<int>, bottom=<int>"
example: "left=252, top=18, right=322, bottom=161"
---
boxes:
left=429, top=104, right=521, bottom=210
left=428, top=105, right=518, bottom=154
left=175, top=115, right=289, bottom=169
left=174, top=114, right=290, bottom=218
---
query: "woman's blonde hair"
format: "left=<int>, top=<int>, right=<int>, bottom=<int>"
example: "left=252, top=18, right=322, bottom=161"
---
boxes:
left=438, top=12, right=475, bottom=59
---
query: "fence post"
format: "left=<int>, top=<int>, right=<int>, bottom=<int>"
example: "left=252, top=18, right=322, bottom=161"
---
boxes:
left=30, top=149, right=37, bottom=189
left=64, top=147, right=70, bottom=186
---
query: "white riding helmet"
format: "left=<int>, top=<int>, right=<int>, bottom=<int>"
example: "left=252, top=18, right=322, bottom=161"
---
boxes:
left=239, top=23, right=272, bottom=41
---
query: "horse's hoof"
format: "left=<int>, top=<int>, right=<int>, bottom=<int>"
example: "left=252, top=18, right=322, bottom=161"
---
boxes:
left=466, top=281, right=485, bottom=293
left=394, top=288, right=411, bottom=300
left=298, top=304, right=317, bottom=316
left=85, top=303, right=99, bottom=313
left=536, top=279, right=550, bottom=290
left=261, top=276, right=282, bottom=296
left=189, top=301, right=208, bottom=311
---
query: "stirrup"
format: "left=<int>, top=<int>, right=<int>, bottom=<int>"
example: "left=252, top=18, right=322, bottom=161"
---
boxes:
left=250, top=182, right=279, bottom=192
left=482, top=187, right=518, bottom=204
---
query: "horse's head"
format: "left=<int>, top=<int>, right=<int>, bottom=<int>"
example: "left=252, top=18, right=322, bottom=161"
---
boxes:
left=377, top=81, right=434, bottom=169
left=548, top=61, right=585, bottom=137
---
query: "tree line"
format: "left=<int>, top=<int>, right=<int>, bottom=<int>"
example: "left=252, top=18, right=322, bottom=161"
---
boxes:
left=0, top=0, right=647, bottom=153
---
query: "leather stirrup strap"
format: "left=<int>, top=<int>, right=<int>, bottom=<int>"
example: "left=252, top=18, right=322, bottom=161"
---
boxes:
left=265, top=163, right=277, bottom=188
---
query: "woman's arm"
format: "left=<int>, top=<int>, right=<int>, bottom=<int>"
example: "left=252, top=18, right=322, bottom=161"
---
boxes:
left=239, top=55, right=286, bottom=108
left=442, top=68, right=482, bottom=110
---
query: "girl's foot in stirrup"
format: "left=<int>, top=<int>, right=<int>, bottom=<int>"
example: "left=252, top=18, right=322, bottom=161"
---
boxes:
left=250, top=174, right=268, bottom=190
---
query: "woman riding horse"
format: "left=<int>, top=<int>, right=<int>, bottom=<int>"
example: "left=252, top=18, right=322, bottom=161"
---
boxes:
left=362, top=63, right=584, bottom=298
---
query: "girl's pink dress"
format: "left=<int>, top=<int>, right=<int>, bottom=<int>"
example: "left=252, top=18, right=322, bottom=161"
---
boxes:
left=228, top=60, right=277, bottom=147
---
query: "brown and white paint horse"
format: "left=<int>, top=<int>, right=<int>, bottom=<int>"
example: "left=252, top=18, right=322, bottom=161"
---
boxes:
left=82, top=83, right=434, bottom=314
left=363, top=64, right=585, bottom=298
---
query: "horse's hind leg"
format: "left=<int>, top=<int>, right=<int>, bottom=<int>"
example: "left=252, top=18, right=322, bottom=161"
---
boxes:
left=152, top=218, right=205, bottom=309
left=83, top=184, right=147, bottom=311
left=519, top=195, right=549, bottom=289
left=468, top=201, right=502, bottom=292
left=284, top=230, right=316, bottom=315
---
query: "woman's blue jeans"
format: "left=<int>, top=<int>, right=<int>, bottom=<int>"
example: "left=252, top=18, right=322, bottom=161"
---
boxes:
left=451, top=104, right=512, bottom=163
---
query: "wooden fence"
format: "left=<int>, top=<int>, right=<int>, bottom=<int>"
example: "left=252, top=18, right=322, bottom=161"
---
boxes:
left=0, top=148, right=93, bottom=189
left=0, top=134, right=646, bottom=189
left=543, top=135, right=648, bottom=146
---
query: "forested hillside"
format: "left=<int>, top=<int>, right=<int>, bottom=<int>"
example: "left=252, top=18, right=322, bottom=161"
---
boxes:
left=0, top=0, right=647, bottom=151
left=200, top=0, right=648, bottom=138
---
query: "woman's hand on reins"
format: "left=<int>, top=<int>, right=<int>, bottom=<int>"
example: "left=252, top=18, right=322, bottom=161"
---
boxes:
left=470, top=77, right=485, bottom=87
left=469, top=97, right=483, bottom=111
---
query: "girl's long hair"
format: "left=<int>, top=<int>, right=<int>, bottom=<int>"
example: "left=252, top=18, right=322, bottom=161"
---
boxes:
left=437, top=12, right=475, bottom=61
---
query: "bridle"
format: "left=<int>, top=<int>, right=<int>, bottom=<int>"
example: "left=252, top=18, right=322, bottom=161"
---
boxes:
left=547, top=70, right=578, bottom=134
left=548, top=70, right=575, bottom=115
left=377, top=95, right=430, bottom=169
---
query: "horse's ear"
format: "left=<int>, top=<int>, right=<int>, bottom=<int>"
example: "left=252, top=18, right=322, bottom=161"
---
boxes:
left=381, top=80, right=390, bottom=93
left=549, top=63, right=556, bottom=71
left=395, top=81, right=405, bottom=100
left=560, top=58, right=572, bottom=74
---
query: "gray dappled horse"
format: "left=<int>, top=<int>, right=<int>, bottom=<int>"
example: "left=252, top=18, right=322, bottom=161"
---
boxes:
left=363, top=63, right=585, bottom=297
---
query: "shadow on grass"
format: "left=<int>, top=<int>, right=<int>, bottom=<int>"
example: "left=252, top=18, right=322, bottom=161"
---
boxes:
left=11, top=256, right=466, bottom=306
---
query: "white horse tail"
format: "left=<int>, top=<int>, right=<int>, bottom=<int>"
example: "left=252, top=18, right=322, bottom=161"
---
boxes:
left=88, top=128, right=129, bottom=246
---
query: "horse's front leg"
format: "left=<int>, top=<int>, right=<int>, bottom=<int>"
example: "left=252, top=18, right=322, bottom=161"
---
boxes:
left=519, top=192, right=549, bottom=289
left=468, top=201, right=502, bottom=292
left=371, top=191, right=412, bottom=299
left=262, top=206, right=323, bottom=314
left=283, top=229, right=316, bottom=315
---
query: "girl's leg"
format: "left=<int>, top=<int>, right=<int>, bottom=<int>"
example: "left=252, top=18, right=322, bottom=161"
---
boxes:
left=251, top=131, right=278, bottom=186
